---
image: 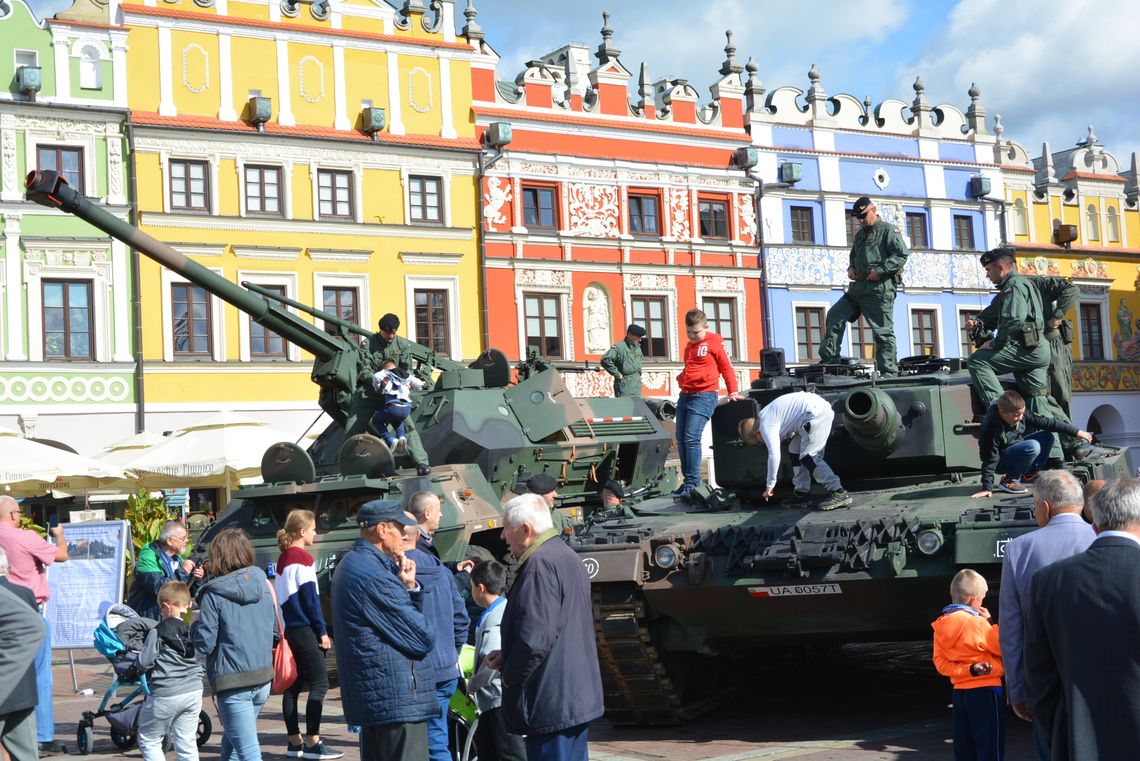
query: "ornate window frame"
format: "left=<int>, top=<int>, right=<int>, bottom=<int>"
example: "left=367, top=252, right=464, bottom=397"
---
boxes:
left=696, top=276, right=747, bottom=362
left=160, top=265, right=226, bottom=362
left=313, top=271, right=370, bottom=333
left=236, top=269, right=300, bottom=362
left=24, top=127, right=98, bottom=199
left=791, top=299, right=829, bottom=364
left=624, top=272, right=679, bottom=361
left=515, top=268, right=573, bottom=360
left=22, top=239, right=113, bottom=363
left=907, top=303, right=943, bottom=357
left=404, top=274, right=461, bottom=361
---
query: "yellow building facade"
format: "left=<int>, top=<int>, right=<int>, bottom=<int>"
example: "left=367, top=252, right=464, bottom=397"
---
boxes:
left=122, top=0, right=482, bottom=436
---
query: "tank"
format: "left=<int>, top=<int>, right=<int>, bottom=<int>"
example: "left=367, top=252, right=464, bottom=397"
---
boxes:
left=569, top=357, right=1129, bottom=725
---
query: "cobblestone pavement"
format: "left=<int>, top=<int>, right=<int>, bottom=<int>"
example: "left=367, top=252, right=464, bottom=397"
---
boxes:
left=42, top=642, right=1036, bottom=760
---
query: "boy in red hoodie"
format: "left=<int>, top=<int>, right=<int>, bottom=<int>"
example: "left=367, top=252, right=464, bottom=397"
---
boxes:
left=932, top=568, right=1004, bottom=761
left=674, top=308, right=744, bottom=497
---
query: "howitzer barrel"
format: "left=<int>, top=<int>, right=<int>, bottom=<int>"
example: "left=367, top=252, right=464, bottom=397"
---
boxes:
left=842, top=387, right=901, bottom=452
left=24, top=170, right=342, bottom=362
left=242, top=280, right=372, bottom=339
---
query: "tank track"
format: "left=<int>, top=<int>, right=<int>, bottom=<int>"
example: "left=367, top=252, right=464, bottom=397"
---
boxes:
left=593, top=583, right=734, bottom=725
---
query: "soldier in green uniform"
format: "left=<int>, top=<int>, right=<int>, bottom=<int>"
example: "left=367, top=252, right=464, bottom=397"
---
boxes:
left=600, top=324, right=646, bottom=397
left=968, top=248, right=1064, bottom=460
left=526, top=473, right=574, bottom=536
left=818, top=197, right=910, bottom=377
left=346, top=313, right=432, bottom=475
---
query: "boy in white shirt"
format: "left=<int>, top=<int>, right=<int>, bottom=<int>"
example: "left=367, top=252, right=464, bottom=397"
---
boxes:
left=370, top=359, right=425, bottom=451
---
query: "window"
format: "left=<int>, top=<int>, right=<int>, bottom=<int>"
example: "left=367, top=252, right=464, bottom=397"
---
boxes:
left=409, top=176, right=443, bottom=224
left=1107, top=207, right=1120, bottom=242
left=414, top=289, right=450, bottom=356
left=170, top=159, right=210, bottom=211
left=79, top=45, right=101, bottom=90
left=702, top=297, right=737, bottom=358
left=42, top=280, right=93, bottom=360
left=698, top=199, right=728, bottom=239
left=522, top=186, right=556, bottom=229
left=249, top=284, right=287, bottom=358
left=846, top=213, right=861, bottom=246
left=245, top=165, right=282, bottom=216
left=172, top=283, right=212, bottom=356
left=905, top=212, right=928, bottom=248
left=1012, top=199, right=1028, bottom=236
left=959, top=309, right=982, bottom=357
left=953, top=214, right=975, bottom=250
left=628, top=193, right=659, bottom=235
left=911, top=309, right=938, bottom=356
left=1086, top=204, right=1100, bottom=241
left=795, top=306, right=825, bottom=362
left=523, top=293, right=562, bottom=358
left=322, top=286, right=358, bottom=328
left=851, top=315, right=875, bottom=362
left=631, top=296, right=668, bottom=359
left=37, top=146, right=83, bottom=190
left=317, top=169, right=353, bottom=219
left=790, top=206, right=814, bottom=244
left=1079, top=303, right=1104, bottom=360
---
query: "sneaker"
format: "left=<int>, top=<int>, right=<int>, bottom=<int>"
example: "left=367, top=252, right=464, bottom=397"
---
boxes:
left=395, top=436, right=407, bottom=454
left=817, top=489, right=853, bottom=511
left=38, top=742, right=66, bottom=756
left=671, top=485, right=692, bottom=498
left=302, top=742, right=344, bottom=760
left=996, top=477, right=1028, bottom=494
left=1020, top=471, right=1040, bottom=484
left=285, top=742, right=304, bottom=758
left=782, top=490, right=812, bottom=506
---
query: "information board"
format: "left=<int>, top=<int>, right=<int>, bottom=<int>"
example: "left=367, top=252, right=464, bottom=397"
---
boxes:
left=45, top=520, right=133, bottom=650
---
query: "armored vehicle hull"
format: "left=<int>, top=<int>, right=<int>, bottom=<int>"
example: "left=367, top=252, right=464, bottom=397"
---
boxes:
left=571, top=363, right=1128, bottom=725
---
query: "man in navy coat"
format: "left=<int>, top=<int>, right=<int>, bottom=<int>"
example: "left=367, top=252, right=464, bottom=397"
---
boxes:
left=998, top=470, right=1095, bottom=760
left=486, top=493, right=603, bottom=761
left=1025, top=477, right=1140, bottom=760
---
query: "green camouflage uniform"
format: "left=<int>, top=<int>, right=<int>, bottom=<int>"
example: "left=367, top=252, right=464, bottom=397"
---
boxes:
left=819, top=218, right=910, bottom=376
left=346, top=332, right=430, bottom=465
left=600, top=338, right=643, bottom=397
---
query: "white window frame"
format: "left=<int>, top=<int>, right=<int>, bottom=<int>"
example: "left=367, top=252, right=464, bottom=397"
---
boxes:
left=14, top=49, right=38, bottom=69
left=160, top=153, right=220, bottom=215
left=313, top=272, right=370, bottom=334
left=26, top=131, right=98, bottom=199
left=236, top=270, right=300, bottom=362
left=161, top=267, right=227, bottom=362
left=22, top=243, right=113, bottom=363
left=1077, top=295, right=1110, bottom=361
left=402, top=169, right=451, bottom=227
left=696, top=289, right=746, bottom=362
left=404, top=275, right=461, bottom=360
left=1012, top=198, right=1028, bottom=236
left=236, top=159, right=292, bottom=219
left=907, top=303, right=943, bottom=357
left=516, top=284, right=573, bottom=361
left=791, top=299, right=830, bottom=364
left=70, top=38, right=109, bottom=91
left=312, top=163, right=362, bottom=223
left=956, top=306, right=984, bottom=359
left=625, top=288, right=678, bottom=361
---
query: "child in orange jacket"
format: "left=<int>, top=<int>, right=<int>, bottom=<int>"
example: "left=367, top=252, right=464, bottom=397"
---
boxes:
left=932, top=568, right=1004, bottom=761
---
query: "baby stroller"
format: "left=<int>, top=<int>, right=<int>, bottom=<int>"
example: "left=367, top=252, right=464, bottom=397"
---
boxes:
left=76, top=604, right=212, bottom=755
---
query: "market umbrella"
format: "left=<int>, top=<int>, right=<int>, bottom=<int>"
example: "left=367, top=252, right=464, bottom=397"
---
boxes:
left=94, top=430, right=172, bottom=467
left=0, top=426, right=133, bottom=495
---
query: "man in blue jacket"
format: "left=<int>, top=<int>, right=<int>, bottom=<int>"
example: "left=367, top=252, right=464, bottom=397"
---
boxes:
left=486, top=493, right=603, bottom=761
left=331, top=500, right=436, bottom=761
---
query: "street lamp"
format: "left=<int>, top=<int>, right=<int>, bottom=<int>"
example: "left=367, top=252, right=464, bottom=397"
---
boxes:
left=969, top=175, right=1009, bottom=246
left=733, top=147, right=802, bottom=351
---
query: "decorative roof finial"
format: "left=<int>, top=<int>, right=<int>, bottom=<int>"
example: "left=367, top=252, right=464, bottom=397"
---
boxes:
left=719, top=29, right=743, bottom=76
left=806, top=63, right=826, bottom=103
left=863, top=94, right=873, bottom=112
left=968, top=82, right=980, bottom=101
left=461, top=0, right=483, bottom=41
left=638, top=62, right=652, bottom=101
left=913, top=76, right=925, bottom=95
left=808, top=63, right=820, bottom=84
left=1084, top=124, right=1098, bottom=146
left=744, top=56, right=764, bottom=112
left=595, top=10, right=621, bottom=64
left=993, top=113, right=1004, bottom=141
left=965, top=81, right=986, bottom=135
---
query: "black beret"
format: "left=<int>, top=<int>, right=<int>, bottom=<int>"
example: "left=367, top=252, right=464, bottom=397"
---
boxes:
left=979, top=247, right=1016, bottom=267
left=602, top=479, right=625, bottom=499
left=850, top=196, right=873, bottom=216
left=526, top=473, right=558, bottom=495
left=627, top=324, right=647, bottom=338
left=378, top=313, right=400, bottom=331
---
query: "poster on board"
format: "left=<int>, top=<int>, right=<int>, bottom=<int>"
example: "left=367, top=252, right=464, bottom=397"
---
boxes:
left=45, top=520, right=133, bottom=650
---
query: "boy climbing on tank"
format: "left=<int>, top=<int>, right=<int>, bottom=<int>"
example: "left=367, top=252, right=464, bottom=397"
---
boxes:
left=370, top=358, right=425, bottom=453
left=737, top=391, right=852, bottom=511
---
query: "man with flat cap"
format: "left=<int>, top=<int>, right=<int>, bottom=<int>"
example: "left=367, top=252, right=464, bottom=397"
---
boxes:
left=601, top=324, right=646, bottom=397
left=526, top=473, right=573, bottom=536
left=331, top=499, right=436, bottom=761
left=818, top=197, right=909, bottom=377
left=968, top=248, right=1066, bottom=460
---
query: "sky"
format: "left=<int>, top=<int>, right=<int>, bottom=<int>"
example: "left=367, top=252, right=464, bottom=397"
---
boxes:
left=24, top=0, right=1140, bottom=166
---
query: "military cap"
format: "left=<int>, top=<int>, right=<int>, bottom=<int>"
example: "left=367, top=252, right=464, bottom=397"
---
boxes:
left=979, top=247, right=1016, bottom=267
left=627, top=324, right=647, bottom=338
left=357, top=499, right=416, bottom=528
left=526, top=473, right=558, bottom=495
left=602, top=479, right=625, bottom=500
left=378, top=313, right=401, bottom=331
left=850, top=196, right=874, bottom=217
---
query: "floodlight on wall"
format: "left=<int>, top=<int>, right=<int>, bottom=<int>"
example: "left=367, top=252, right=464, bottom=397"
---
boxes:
left=779, top=161, right=804, bottom=184
left=362, top=107, right=386, bottom=141
left=247, top=96, right=272, bottom=132
left=1053, top=223, right=1078, bottom=249
left=969, top=176, right=992, bottom=198
left=485, top=122, right=512, bottom=148
left=733, top=146, right=759, bottom=170
left=15, top=65, right=41, bottom=97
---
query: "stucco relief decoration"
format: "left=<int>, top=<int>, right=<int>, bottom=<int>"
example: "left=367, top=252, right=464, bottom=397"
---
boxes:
left=736, top=193, right=756, bottom=245
left=181, top=44, right=209, bottom=93
left=568, top=167, right=617, bottom=180
left=1019, top=257, right=1062, bottom=277
left=1072, top=362, right=1140, bottom=393
left=642, top=371, right=671, bottom=393
left=516, top=269, right=568, bottom=287
left=583, top=286, right=611, bottom=354
left=566, top=183, right=620, bottom=238
left=518, top=162, right=558, bottom=175
left=1, top=129, right=17, bottom=197
left=483, top=176, right=512, bottom=230
left=298, top=56, right=325, bottom=104
left=564, top=371, right=614, bottom=399
left=108, top=140, right=123, bottom=198
left=901, top=252, right=954, bottom=290
left=625, top=273, right=668, bottom=290
left=1071, top=258, right=1109, bottom=280
left=408, top=67, right=433, bottom=113
left=0, top=376, right=130, bottom=403
left=696, top=276, right=741, bottom=292
left=1113, top=297, right=1140, bottom=362
left=766, top=247, right=847, bottom=287
left=666, top=187, right=690, bottom=241
left=950, top=253, right=993, bottom=291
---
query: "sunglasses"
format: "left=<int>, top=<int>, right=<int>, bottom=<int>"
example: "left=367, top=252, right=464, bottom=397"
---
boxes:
left=855, top=210, right=871, bottom=220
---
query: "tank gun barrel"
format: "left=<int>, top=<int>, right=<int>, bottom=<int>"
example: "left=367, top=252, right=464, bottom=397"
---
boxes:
left=24, top=171, right=342, bottom=362
left=242, top=280, right=372, bottom=339
left=842, top=387, right=901, bottom=452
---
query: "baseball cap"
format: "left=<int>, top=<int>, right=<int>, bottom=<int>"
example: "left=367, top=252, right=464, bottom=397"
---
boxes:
left=356, top=499, right=416, bottom=528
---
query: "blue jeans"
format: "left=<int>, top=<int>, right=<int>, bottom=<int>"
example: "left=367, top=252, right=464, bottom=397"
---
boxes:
left=997, top=431, right=1055, bottom=479
left=675, top=391, right=718, bottom=490
left=216, top=683, right=270, bottom=761
left=371, top=403, right=411, bottom=447
left=524, top=723, right=590, bottom=761
left=427, top=678, right=457, bottom=761
left=34, top=611, right=53, bottom=742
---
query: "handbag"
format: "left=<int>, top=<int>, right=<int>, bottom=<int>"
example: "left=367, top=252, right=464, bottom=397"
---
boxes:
left=266, top=578, right=298, bottom=694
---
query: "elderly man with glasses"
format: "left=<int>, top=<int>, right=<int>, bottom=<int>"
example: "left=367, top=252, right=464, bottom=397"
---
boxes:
left=127, top=519, right=203, bottom=620
left=817, top=196, right=910, bottom=377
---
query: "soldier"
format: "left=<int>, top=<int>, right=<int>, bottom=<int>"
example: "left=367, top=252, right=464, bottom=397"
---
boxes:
left=526, top=473, right=573, bottom=536
left=818, top=196, right=909, bottom=377
left=968, top=248, right=1062, bottom=460
left=347, top=313, right=431, bottom=475
left=600, top=324, right=646, bottom=397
